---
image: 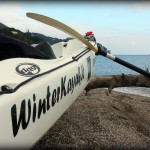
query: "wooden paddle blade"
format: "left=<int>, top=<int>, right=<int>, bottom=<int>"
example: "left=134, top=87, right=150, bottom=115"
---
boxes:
left=26, top=12, right=98, bottom=52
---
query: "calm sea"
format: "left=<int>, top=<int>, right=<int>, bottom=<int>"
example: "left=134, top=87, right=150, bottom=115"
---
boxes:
left=94, top=55, right=150, bottom=97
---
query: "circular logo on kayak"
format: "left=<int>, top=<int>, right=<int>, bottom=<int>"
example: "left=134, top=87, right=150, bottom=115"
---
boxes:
left=16, top=63, right=40, bottom=77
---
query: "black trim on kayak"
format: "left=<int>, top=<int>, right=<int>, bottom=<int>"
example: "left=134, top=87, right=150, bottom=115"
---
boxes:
left=0, top=48, right=91, bottom=95
left=72, top=49, right=91, bottom=61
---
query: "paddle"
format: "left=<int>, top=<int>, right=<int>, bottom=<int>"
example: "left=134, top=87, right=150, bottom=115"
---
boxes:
left=26, top=12, right=150, bottom=78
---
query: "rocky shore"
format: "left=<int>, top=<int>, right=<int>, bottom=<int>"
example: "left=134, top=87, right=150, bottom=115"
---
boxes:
left=32, top=88, right=150, bottom=150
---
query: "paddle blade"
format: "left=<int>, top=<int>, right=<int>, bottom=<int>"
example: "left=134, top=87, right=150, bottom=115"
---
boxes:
left=26, top=12, right=98, bottom=52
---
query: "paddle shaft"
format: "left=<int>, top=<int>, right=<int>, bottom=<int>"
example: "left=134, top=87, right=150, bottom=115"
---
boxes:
left=26, top=12, right=150, bottom=78
left=97, top=47, right=150, bottom=77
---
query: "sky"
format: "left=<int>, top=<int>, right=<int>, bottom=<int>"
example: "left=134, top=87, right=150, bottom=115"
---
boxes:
left=0, top=1, right=150, bottom=55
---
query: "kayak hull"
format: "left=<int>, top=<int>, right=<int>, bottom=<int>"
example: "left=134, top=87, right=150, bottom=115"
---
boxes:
left=0, top=44, right=95, bottom=149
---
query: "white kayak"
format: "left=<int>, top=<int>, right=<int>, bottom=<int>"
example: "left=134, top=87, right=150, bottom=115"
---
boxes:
left=0, top=37, right=96, bottom=149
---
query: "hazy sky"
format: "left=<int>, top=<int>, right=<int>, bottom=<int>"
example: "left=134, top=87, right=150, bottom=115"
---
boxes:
left=0, top=1, right=150, bottom=55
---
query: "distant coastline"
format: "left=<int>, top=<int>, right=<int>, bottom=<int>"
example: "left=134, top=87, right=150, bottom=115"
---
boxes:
left=0, top=22, right=72, bottom=45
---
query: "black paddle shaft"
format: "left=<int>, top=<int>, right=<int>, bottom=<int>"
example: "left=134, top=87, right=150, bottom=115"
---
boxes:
left=96, top=47, right=150, bottom=78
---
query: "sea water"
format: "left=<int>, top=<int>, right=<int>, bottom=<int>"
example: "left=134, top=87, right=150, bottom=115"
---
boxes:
left=94, top=55, right=150, bottom=97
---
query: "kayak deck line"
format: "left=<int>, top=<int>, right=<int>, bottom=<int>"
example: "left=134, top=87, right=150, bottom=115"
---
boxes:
left=0, top=48, right=91, bottom=95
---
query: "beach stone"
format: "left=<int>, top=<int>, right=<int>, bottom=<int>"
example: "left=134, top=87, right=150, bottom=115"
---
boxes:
left=32, top=88, right=150, bottom=150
